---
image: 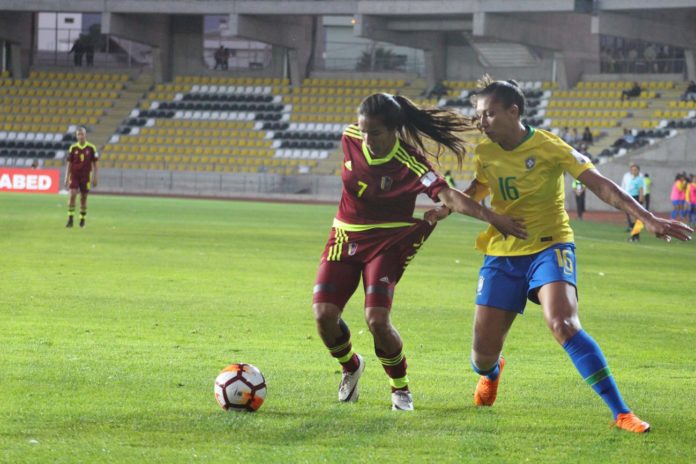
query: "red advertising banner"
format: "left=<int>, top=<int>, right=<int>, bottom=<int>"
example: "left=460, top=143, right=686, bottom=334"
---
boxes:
left=0, top=168, right=61, bottom=194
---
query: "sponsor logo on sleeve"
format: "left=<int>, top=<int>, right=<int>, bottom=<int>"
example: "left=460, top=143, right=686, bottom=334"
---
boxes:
left=570, top=149, right=590, bottom=164
left=420, top=171, right=437, bottom=187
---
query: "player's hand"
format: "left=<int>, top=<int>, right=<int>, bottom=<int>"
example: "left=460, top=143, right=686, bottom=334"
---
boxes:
left=424, top=206, right=450, bottom=225
left=491, top=213, right=527, bottom=240
left=92, top=178, right=98, bottom=188
left=644, top=215, right=693, bottom=242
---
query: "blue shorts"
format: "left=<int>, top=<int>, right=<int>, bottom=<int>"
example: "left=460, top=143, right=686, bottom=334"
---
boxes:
left=475, top=243, right=577, bottom=314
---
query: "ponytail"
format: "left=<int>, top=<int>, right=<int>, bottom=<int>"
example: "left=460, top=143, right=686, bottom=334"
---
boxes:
left=358, top=93, right=478, bottom=169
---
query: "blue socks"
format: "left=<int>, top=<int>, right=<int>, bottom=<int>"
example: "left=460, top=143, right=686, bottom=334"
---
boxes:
left=471, top=358, right=501, bottom=381
left=563, top=330, right=630, bottom=419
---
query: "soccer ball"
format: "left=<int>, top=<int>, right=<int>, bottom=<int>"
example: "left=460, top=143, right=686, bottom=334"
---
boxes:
left=214, top=363, right=267, bottom=412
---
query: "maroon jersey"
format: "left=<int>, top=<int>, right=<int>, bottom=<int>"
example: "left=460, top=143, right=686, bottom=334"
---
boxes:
left=68, top=142, right=99, bottom=177
left=336, top=124, right=448, bottom=228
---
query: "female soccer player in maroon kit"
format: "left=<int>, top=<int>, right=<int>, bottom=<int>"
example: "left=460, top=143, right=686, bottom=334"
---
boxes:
left=312, top=93, right=527, bottom=410
left=64, top=127, right=99, bottom=228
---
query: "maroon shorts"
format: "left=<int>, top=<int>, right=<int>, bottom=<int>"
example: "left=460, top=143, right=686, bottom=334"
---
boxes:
left=69, top=173, right=92, bottom=193
left=313, top=220, right=435, bottom=310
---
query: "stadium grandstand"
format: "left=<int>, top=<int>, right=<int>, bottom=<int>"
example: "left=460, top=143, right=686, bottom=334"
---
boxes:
left=1, top=0, right=695, bottom=209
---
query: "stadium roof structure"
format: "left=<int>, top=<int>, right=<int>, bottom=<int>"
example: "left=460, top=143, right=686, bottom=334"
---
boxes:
left=1, top=0, right=695, bottom=84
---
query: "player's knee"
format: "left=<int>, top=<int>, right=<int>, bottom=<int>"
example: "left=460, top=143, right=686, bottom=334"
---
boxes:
left=313, top=303, right=340, bottom=327
left=365, top=310, right=390, bottom=336
left=547, top=316, right=580, bottom=343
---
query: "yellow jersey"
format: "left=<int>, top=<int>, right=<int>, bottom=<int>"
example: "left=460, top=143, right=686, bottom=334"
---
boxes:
left=473, top=127, right=594, bottom=256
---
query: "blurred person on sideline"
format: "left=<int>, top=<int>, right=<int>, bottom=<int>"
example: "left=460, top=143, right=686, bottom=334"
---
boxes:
left=572, top=178, right=586, bottom=220
left=670, top=173, right=687, bottom=221
left=643, top=173, right=652, bottom=211
left=625, top=164, right=645, bottom=242
left=687, top=174, right=696, bottom=226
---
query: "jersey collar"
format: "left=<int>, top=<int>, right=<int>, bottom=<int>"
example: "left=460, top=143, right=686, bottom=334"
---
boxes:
left=361, top=137, right=400, bottom=165
left=506, top=124, right=534, bottom=151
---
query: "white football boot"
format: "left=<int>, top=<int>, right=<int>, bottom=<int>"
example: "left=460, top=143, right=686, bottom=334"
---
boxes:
left=391, top=390, right=414, bottom=411
left=338, top=354, right=365, bottom=402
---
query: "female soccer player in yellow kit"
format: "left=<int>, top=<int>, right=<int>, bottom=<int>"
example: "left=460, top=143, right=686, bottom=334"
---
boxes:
left=427, top=76, right=692, bottom=432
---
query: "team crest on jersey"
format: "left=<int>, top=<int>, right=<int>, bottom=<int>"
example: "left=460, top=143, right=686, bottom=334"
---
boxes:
left=348, top=242, right=358, bottom=256
left=380, top=176, right=393, bottom=191
left=344, top=161, right=352, bottom=171
left=477, top=276, right=485, bottom=295
left=525, top=157, right=536, bottom=170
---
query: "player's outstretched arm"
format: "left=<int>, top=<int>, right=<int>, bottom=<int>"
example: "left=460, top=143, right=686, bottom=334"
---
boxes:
left=424, top=179, right=489, bottom=225
left=578, top=168, right=693, bottom=241
left=430, top=186, right=527, bottom=239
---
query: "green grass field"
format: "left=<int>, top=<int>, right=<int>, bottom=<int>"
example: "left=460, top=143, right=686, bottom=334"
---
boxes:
left=1, top=192, right=695, bottom=463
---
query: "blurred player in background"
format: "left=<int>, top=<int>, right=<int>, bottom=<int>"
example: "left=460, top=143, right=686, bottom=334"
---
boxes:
left=64, top=127, right=99, bottom=228
left=426, top=76, right=692, bottom=432
left=312, top=92, right=526, bottom=411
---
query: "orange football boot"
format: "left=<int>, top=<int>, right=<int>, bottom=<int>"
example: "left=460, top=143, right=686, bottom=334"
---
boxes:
left=614, top=412, right=651, bottom=433
left=474, top=357, right=505, bottom=406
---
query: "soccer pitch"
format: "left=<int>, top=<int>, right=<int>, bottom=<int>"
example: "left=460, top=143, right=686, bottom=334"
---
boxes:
left=1, top=192, right=695, bottom=463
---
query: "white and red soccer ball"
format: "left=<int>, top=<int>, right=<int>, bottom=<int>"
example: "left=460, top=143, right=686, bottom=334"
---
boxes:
left=214, top=363, right=267, bottom=412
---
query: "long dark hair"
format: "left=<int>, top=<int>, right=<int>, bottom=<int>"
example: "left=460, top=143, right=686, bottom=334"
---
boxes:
left=472, top=74, right=526, bottom=116
left=358, top=93, right=478, bottom=169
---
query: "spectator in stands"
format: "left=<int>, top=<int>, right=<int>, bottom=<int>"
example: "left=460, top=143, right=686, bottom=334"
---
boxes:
left=626, top=48, right=638, bottom=73
left=643, top=44, right=657, bottom=73
left=571, top=128, right=580, bottom=146
left=69, top=37, right=85, bottom=67
left=31, top=160, right=38, bottom=169
left=657, top=46, right=669, bottom=72
left=560, top=126, right=572, bottom=144
left=682, top=80, right=696, bottom=102
left=312, top=92, right=526, bottom=412
left=581, top=126, right=593, bottom=144
left=615, top=128, right=636, bottom=149
left=643, top=173, right=652, bottom=211
left=222, top=47, right=230, bottom=70
left=621, top=82, right=642, bottom=102
left=64, top=127, right=99, bottom=228
left=425, top=80, right=450, bottom=99
left=84, top=40, right=95, bottom=67
left=572, top=178, right=586, bottom=220
left=214, top=45, right=227, bottom=70
left=600, top=47, right=614, bottom=73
